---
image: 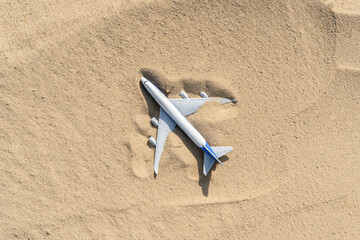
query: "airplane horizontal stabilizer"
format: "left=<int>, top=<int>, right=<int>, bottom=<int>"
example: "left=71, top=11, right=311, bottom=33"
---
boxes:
left=203, top=146, right=233, bottom=176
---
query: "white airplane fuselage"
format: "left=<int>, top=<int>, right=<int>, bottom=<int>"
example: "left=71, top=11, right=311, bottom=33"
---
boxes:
left=141, top=77, right=222, bottom=164
left=142, top=77, right=206, bottom=147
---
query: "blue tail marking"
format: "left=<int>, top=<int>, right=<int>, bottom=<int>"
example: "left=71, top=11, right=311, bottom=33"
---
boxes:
left=201, top=142, right=223, bottom=166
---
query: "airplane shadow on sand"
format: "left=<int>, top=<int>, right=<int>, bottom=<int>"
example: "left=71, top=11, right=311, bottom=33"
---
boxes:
left=139, top=69, right=231, bottom=197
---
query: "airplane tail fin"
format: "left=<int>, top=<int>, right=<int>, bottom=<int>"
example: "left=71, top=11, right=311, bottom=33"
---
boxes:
left=203, top=146, right=233, bottom=176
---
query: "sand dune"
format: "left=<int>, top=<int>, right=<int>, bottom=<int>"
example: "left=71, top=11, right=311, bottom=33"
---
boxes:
left=1, top=0, right=359, bottom=239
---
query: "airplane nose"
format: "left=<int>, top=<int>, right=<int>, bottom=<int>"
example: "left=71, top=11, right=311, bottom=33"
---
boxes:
left=140, top=77, right=148, bottom=85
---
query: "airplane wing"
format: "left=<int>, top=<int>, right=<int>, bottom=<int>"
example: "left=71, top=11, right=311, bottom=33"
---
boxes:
left=169, top=97, right=233, bottom=117
left=154, top=107, right=177, bottom=174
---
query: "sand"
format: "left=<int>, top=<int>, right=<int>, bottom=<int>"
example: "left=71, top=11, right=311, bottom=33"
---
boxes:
left=1, top=0, right=359, bottom=239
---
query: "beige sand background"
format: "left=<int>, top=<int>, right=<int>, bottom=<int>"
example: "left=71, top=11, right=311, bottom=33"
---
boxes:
left=1, top=0, right=359, bottom=239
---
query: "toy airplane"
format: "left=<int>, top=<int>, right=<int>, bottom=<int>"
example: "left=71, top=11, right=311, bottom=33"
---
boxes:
left=141, top=77, right=235, bottom=176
